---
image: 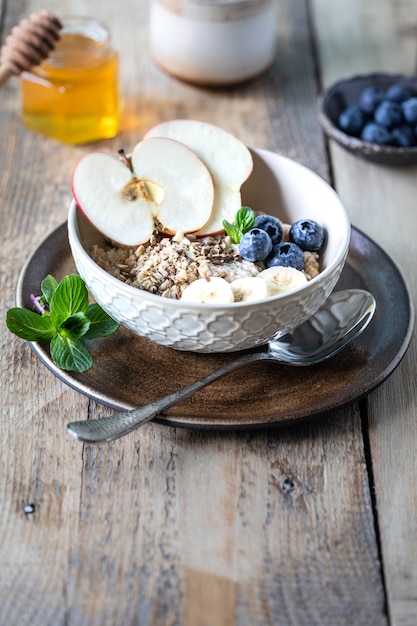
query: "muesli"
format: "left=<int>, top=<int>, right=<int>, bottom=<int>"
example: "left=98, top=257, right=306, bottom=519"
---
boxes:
left=91, top=219, right=321, bottom=301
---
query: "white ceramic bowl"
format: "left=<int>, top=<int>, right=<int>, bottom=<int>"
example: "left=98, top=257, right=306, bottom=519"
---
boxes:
left=67, top=148, right=351, bottom=353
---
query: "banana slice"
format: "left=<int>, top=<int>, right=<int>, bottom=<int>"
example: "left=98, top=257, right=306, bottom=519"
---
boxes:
left=230, top=277, right=269, bottom=302
left=258, top=266, right=307, bottom=296
left=180, top=277, right=234, bottom=303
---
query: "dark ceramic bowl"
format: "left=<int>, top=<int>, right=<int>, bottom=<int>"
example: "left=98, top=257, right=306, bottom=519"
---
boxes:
left=317, top=72, right=417, bottom=166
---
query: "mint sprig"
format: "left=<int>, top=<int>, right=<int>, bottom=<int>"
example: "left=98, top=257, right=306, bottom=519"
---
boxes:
left=223, top=206, right=255, bottom=243
left=6, top=274, right=120, bottom=373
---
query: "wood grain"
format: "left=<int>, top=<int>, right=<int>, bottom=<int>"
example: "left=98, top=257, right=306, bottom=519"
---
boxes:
left=1, top=0, right=411, bottom=624
left=313, top=0, right=417, bottom=624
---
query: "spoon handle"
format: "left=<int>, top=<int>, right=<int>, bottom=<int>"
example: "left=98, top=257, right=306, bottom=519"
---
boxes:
left=67, top=351, right=267, bottom=443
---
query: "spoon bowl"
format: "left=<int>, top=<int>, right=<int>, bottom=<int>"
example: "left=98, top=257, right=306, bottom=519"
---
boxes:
left=67, top=288, right=375, bottom=443
left=268, top=288, right=375, bottom=364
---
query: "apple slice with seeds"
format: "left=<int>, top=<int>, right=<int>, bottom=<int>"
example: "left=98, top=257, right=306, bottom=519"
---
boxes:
left=71, top=137, right=214, bottom=246
left=131, top=137, right=214, bottom=236
left=144, top=119, right=253, bottom=235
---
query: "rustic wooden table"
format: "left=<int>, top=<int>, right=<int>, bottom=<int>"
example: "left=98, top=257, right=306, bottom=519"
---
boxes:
left=1, top=1, right=417, bottom=624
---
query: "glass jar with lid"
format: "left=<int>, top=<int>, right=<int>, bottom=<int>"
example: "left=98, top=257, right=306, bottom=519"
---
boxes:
left=150, top=0, right=278, bottom=85
left=21, top=16, right=120, bottom=144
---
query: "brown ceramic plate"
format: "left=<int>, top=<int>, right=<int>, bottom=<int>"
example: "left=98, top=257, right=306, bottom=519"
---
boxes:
left=317, top=72, right=417, bottom=165
left=16, top=222, right=414, bottom=429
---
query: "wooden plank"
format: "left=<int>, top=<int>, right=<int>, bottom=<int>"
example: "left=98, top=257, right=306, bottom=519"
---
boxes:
left=312, top=1, right=417, bottom=624
left=0, top=0, right=389, bottom=624
left=63, top=411, right=386, bottom=626
left=313, top=0, right=417, bottom=84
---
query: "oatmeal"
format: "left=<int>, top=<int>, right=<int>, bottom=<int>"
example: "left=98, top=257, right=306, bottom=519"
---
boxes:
left=91, top=225, right=320, bottom=300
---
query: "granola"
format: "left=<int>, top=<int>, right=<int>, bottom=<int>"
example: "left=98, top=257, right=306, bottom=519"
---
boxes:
left=91, top=226, right=320, bottom=300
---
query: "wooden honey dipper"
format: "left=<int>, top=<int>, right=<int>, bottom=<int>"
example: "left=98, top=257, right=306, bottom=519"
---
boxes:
left=0, top=10, right=62, bottom=88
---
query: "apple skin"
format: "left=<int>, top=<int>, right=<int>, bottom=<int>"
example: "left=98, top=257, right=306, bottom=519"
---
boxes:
left=131, top=137, right=214, bottom=235
left=144, top=119, right=253, bottom=235
left=71, top=137, right=215, bottom=246
left=72, top=152, right=155, bottom=246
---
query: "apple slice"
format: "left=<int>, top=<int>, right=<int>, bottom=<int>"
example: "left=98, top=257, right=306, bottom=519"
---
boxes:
left=71, top=137, right=214, bottom=246
left=144, top=119, right=253, bottom=235
left=72, top=153, right=154, bottom=246
left=131, top=137, right=214, bottom=235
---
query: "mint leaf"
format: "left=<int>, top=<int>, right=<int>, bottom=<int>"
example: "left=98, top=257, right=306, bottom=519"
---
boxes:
left=6, top=308, right=55, bottom=342
left=50, top=334, right=94, bottom=373
left=7, top=273, right=120, bottom=373
left=49, top=274, right=89, bottom=327
left=223, top=206, right=255, bottom=243
left=84, top=303, right=120, bottom=339
left=222, top=220, right=242, bottom=244
left=60, top=312, right=91, bottom=340
left=235, top=206, right=255, bottom=233
left=41, top=274, right=59, bottom=304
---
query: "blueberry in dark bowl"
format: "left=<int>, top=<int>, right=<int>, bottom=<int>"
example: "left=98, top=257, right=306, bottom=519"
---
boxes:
left=359, top=86, right=384, bottom=114
left=374, top=100, right=403, bottom=128
left=386, top=83, right=413, bottom=103
left=390, top=125, right=415, bottom=148
left=361, top=122, right=391, bottom=145
left=338, top=104, right=367, bottom=136
left=317, top=72, right=417, bottom=165
left=402, top=97, right=417, bottom=125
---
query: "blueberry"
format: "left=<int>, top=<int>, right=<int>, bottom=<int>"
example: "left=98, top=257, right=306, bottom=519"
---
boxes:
left=385, top=83, right=414, bottom=103
left=389, top=124, right=415, bottom=147
left=266, top=242, right=304, bottom=271
left=289, top=219, right=325, bottom=252
left=266, top=241, right=304, bottom=271
left=254, top=214, right=282, bottom=244
left=401, top=97, right=417, bottom=124
left=361, top=122, right=392, bottom=145
left=359, top=86, right=384, bottom=114
left=239, top=228, right=272, bottom=262
left=374, top=100, right=403, bottom=128
left=338, top=104, right=366, bottom=136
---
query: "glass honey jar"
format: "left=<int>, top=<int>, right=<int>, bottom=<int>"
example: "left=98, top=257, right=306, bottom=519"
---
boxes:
left=21, top=16, right=120, bottom=144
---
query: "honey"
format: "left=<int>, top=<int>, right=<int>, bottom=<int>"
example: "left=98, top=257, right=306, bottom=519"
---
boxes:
left=21, top=17, right=120, bottom=144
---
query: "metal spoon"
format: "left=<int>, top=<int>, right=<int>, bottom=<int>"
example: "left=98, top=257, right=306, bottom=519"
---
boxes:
left=67, top=288, right=375, bottom=443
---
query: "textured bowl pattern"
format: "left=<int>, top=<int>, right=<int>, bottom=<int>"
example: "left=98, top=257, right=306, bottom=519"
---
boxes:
left=70, top=236, right=343, bottom=351
left=68, top=148, right=350, bottom=353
